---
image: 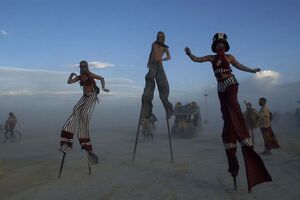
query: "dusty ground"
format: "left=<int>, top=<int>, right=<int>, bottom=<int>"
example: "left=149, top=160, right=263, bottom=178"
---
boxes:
left=0, top=122, right=299, bottom=200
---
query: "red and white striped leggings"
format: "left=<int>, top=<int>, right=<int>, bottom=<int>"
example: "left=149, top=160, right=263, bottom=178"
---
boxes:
left=60, top=93, right=97, bottom=152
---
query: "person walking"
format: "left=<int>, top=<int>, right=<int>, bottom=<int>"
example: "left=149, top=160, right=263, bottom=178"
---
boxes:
left=258, top=97, right=280, bottom=155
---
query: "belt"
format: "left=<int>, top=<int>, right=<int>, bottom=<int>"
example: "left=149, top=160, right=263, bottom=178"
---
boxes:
left=216, top=73, right=233, bottom=81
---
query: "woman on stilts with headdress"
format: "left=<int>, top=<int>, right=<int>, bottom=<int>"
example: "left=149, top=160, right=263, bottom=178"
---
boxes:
left=185, top=33, right=272, bottom=192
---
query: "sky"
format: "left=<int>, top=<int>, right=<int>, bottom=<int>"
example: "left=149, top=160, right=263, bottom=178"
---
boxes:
left=0, top=0, right=300, bottom=114
left=0, top=2, right=300, bottom=198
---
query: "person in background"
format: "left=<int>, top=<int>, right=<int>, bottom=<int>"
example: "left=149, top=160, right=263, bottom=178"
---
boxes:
left=258, top=97, right=280, bottom=155
left=4, top=112, right=17, bottom=141
left=244, top=100, right=259, bottom=145
left=141, top=113, right=157, bottom=140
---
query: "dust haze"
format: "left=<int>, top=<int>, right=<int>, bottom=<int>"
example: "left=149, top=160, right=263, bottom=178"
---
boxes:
left=0, top=69, right=299, bottom=199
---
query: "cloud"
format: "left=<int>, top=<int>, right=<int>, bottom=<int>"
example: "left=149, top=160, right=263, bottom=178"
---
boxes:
left=0, top=90, right=32, bottom=96
left=70, top=61, right=114, bottom=69
left=89, top=61, right=114, bottom=69
left=254, top=70, right=280, bottom=83
left=0, top=90, right=82, bottom=96
left=0, top=66, right=140, bottom=98
left=0, top=30, right=8, bottom=36
left=0, top=66, right=67, bottom=74
left=106, top=78, right=134, bottom=85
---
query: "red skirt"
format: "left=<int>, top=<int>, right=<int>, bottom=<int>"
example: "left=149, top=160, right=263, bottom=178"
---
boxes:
left=260, top=127, right=280, bottom=150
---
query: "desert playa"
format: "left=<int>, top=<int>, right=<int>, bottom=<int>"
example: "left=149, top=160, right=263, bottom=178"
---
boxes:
left=0, top=103, right=299, bottom=200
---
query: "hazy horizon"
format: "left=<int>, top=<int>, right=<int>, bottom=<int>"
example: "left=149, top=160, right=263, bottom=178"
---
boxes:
left=0, top=1, right=300, bottom=199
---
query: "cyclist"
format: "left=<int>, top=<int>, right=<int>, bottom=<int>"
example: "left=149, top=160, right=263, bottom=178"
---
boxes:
left=4, top=112, right=17, bottom=141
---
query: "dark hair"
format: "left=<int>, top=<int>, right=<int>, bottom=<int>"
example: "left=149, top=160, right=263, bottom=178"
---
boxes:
left=157, top=31, right=165, bottom=43
left=80, top=60, right=88, bottom=67
left=259, top=97, right=267, bottom=104
left=79, top=60, right=90, bottom=75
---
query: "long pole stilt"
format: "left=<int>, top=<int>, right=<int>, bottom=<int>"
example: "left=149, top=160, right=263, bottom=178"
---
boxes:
left=132, top=107, right=142, bottom=164
left=166, top=119, right=174, bottom=163
left=248, top=184, right=251, bottom=193
left=88, top=165, right=91, bottom=175
left=58, top=153, right=66, bottom=178
left=233, top=177, right=237, bottom=190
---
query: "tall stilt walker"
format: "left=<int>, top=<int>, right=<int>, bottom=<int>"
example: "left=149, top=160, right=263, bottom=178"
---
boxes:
left=132, top=31, right=174, bottom=163
left=185, top=33, right=272, bottom=192
left=58, top=60, right=110, bottom=178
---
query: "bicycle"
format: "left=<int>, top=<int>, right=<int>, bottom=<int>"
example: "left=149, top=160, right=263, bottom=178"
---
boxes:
left=0, top=124, right=22, bottom=143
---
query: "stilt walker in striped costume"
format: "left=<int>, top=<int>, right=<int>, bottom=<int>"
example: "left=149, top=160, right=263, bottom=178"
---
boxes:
left=58, top=60, right=110, bottom=177
left=185, top=33, right=272, bottom=192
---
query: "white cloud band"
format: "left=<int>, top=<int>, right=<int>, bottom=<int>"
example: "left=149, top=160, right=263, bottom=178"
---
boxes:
left=254, top=70, right=280, bottom=83
left=0, top=66, right=140, bottom=97
left=0, top=30, right=8, bottom=36
left=70, top=61, right=114, bottom=69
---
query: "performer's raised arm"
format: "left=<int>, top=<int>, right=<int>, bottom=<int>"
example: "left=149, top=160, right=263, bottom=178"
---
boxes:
left=228, top=55, right=260, bottom=73
left=67, top=73, right=80, bottom=84
left=90, top=73, right=110, bottom=92
left=184, top=47, right=213, bottom=63
left=162, top=47, right=171, bottom=61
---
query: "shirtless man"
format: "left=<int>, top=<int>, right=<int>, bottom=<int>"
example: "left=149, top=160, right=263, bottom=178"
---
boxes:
left=141, top=31, right=173, bottom=124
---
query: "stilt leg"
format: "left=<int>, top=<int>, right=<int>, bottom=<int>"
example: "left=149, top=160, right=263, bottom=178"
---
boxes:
left=132, top=107, right=142, bottom=164
left=233, top=176, right=237, bottom=190
left=58, top=153, right=66, bottom=178
left=166, top=119, right=174, bottom=163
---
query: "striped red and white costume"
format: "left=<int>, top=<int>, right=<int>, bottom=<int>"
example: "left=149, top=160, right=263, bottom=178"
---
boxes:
left=60, top=77, right=98, bottom=153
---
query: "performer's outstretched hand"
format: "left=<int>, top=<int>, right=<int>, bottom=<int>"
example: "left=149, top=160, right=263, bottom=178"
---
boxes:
left=103, top=88, right=110, bottom=93
left=253, top=68, right=261, bottom=73
left=184, top=47, right=191, bottom=55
